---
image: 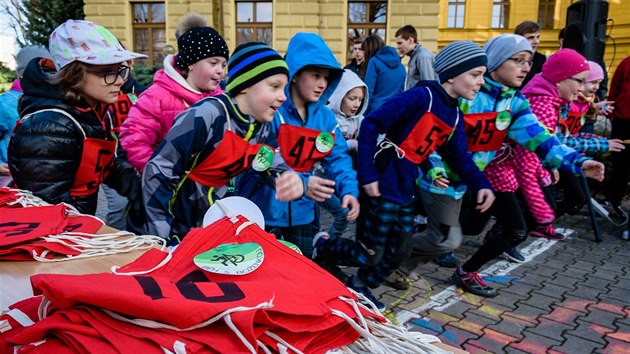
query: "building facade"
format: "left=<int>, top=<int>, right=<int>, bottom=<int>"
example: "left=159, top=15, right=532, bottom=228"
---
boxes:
left=83, top=0, right=440, bottom=68
left=84, top=0, right=628, bottom=76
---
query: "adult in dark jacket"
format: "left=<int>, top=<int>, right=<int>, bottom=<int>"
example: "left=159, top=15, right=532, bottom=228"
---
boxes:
left=8, top=19, right=146, bottom=215
left=361, top=35, right=406, bottom=115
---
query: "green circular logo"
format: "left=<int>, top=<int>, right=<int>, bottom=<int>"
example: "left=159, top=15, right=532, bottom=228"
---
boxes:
left=279, top=240, right=303, bottom=255
left=315, top=132, right=334, bottom=153
left=495, top=111, right=511, bottom=131
left=193, top=242, right=264, bottom=275
left=252, top=145, right=274, bottom=171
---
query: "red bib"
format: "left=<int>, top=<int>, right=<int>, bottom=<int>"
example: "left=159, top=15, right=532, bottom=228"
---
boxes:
left=398, top=111, right=453, bottom=164
left=277, top=122, right=335, bottom=172
left=71, top=137, right=116, bottom=197
left=558, top=110, right=585, bottom=135
left=187, top=130, right=272, bottom=188
left=110, top=92, right=138, bottom=135
left=464, top=110, right=511, bottom=152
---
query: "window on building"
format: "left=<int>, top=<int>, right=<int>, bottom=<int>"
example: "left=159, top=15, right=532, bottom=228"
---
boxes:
left=236, top=0, right=273, bottom=46
left=538, top=0, right=555, bottom=29
left=347, top=1, right=387, bottom=64
left=447, top=0, right=465, bottom=28
left=132, top=2, right=166, bottom=66
left=491, top=0, right=510, bottom=29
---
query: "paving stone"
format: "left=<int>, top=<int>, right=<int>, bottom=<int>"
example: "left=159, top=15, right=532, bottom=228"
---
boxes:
left=465, top=307, right=504, bottom=322
left=532, top=282, right=572, bottom=300
left=519, top=292, right=557, bottom=312
left=596, top=294, right=630, bottom=312
left=546, top=272, right=584, bottom=289
left=461, top=310, right=500, bottom=329
left=484, top=317, right=530, bottom=340
left=541, top=304, right=584, bottom=325
left=590, top=268, right=622, bottom=282
left=581, top=275, right=622, bottom=290
left=564, top=319, right=612, bottom=345
left=484, top=293, right=520, bottom=311
left=503, top=346, right=531, bottom=354
left=552, top=334, right=605, bottom=353
left=509, top=332, right=563, bottom=353
left=461, top=342, right=494, bottom=354
left=559, top=267, right=591, bottom=280
left=557, top=294, right=593, bottom=314
left=526, top=318, right=575, bottom=342
left=581, top=308, right=626, bottom=329
left=518, top=272, right=557, bottom=288
left=595, top=260, right=628, bottom=273
left=572, top=260, right=601, bottom=272
left=588, top=301, right=629, bottom=317
left=602, top=286, right=630, bottom=303
left=467, top=327, right=519, bottom=354
left=501, top=282, right=543, bottom=298
left=598, top=338, right=630, bottom=354
left=440, top=324, right=482, bottom=346
left=569, top=283, right=609, bottom=299
left=508, top=303, right=549, bottom=324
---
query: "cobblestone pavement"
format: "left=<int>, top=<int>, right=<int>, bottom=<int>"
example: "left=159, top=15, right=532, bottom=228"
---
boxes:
left=352, top=208, right=630, bottom=354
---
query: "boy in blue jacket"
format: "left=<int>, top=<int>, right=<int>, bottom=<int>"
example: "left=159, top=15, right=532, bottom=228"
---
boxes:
left=242, top=33, right=360, bottom=258
left=313, top=41, right=495, bottom=310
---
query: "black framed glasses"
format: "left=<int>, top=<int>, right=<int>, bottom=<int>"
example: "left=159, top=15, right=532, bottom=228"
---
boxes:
left=89, top=66, right=131, bottom=85
left=506, top=57, right=533, bottom=67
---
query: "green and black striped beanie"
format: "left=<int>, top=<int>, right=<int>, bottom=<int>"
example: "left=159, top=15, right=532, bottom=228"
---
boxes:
left=226, top=42, right=289, bottom=95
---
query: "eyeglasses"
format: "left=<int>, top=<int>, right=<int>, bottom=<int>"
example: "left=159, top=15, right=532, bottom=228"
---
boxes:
left=568, top=77, right=585, bottom=85
left=89, top=66, right=131, bottom=85
left=506, top=57, right=533, bottom=67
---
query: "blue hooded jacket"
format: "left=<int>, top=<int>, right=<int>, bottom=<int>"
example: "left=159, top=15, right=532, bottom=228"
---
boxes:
left=241, top=33, right=359, bottom=227
left=364, top=46, right=406, bottom=115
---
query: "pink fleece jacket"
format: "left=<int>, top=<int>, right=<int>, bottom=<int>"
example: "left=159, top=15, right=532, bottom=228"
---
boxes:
left=119, top=55, right=223, bottom=171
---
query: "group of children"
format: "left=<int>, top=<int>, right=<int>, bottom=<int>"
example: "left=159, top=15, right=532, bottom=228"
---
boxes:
left=5, top=16, right=616, bottom=311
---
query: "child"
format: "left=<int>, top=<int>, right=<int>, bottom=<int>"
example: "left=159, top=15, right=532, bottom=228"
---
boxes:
left=119, top=13, right=228, bottom=172
left=513, top=51, right=624, bottom=237
left=567, top=61, right=614, bottom=135
left=142, top=43, right=304, bottom=240
left=362, top=35, right=406, bottom=115
left=313, top=41, right=495, bottom=310
left=8, top=20, right=143, bottom=215
left=448, top=38, right=605, bottom=298
left=241, top=33, right=360, bottom=258
left=316, top=69, right=368, bottom=238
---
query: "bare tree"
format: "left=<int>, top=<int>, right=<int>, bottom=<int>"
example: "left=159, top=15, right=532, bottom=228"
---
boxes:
left=1, top=0, right=29, bottom=47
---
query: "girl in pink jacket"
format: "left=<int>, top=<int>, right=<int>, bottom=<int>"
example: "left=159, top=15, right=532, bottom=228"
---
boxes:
left=120, top=16, right=228, bottom=172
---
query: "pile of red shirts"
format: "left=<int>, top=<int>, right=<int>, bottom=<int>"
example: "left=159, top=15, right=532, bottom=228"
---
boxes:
left=0, top=187, right=162, bottom=261
left=0, top=215, right=444, bottom=353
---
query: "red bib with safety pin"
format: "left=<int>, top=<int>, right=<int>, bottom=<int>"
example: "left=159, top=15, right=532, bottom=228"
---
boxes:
left=464, top=110, right=511, bottom=152
left=277, top=114, right=335, bottom=172
left=558, top=110, right=585, bottom=135
left=19, top=109, right=116, bottom=197
left=396, top=87, right=455, bottom=164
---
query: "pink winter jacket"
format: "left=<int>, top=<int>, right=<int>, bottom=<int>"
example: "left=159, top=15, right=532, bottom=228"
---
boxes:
left=119, top=55, right=223, bottom=171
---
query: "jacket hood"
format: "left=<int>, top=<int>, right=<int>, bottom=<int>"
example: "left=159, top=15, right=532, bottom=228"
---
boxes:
left=19, top=58, right=82, bottom=116
left=156, top=55, right=223, bottom=104
left=374, top=46, right=402, bottom=69
left=521, top=73, right=563, bottom=102
left=327, top=69, right=369, bottom=119
left=284, top=32, right=343, bottom=106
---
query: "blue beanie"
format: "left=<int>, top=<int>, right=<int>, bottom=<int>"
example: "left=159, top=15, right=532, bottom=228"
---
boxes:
left=435, top=41, right=487, bottom=83
left=483, top=34, right=533, bottom=73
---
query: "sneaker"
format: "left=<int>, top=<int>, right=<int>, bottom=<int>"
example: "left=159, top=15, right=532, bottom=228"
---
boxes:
left=384, top=271, right=410, bottom=290
left=311, top=231, right=330, bottom=259
left=433, top=251, right=459, bottom=268
left=450, top=267, right=496, bottom=298
left=347, top=277, right=386, bottom=311
left=530, top=224, right=567, bottom=241
left=503, top=247, right=525, bottom=263
left=315, top=259, right=350, bottom=284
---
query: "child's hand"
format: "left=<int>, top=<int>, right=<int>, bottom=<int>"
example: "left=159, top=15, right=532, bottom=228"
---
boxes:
left=595, top=100, right=614, bottom=116
left=362, top=181, right=381, bottom=197
left=305, top=176, right=335, bottom=202
left=582, top=160, right=605, bottom=181
left=476, top=188, right=495, bottom=213
left=433, top=177, right=450, bottom=189
left=275, top=171, right=304, bottom=201
left=608, top=139, right=625, bottom=152
left=342, top=195, right=360, bottom=220
left=551, top=170, right=560, bottom=184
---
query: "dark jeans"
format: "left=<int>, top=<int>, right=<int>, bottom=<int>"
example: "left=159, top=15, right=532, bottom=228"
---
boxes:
left=607, top=119, right=630, bottom=207
left=460, top=191, right=528, bottom=273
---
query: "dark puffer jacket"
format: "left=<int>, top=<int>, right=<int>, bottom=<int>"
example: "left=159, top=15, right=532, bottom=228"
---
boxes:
left=8, top=58, right=140, bottom=215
